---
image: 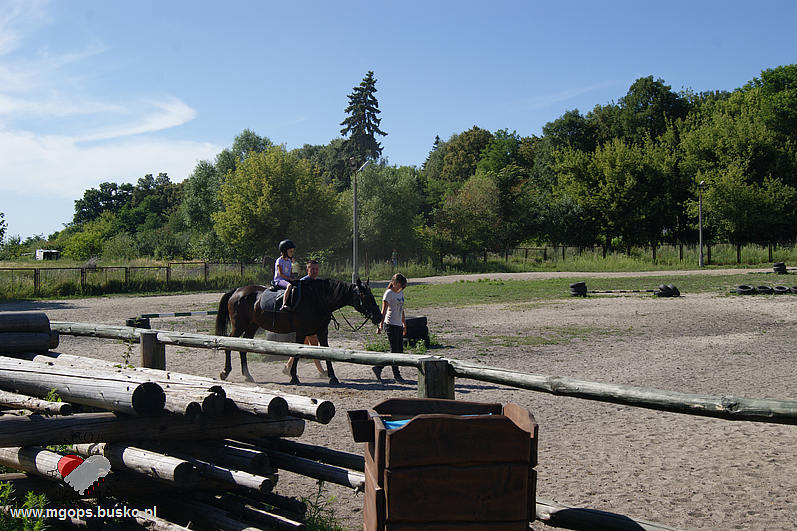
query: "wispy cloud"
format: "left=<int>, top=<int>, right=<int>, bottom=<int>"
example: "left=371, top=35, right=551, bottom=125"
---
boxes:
left=75, top=98, right=199, bottom=142
left=0, top=0, right=221, bottom=206
left=523, top=80, right=618, bottom=111
left=0, top=0, right=48, bottom=57
left=0, top=131, right=219, bottom=197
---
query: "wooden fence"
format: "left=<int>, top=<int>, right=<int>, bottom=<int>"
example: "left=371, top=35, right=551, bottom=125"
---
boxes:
left=51, top=321, right=797, bottom=426
left=48, top=321, right=797, bottom=530
left=0, top=262, right=265, bottom=296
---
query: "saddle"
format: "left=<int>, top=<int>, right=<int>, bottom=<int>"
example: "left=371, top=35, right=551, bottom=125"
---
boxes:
left=258, top=278, right=302, bottom=312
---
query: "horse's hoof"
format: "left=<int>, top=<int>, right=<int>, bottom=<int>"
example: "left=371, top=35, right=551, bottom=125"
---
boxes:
left=219, top=371, right=229, bottom=380
left=289, top=377, right=301, bottom=385
left=244, top=375, right=255, bottom=383
left=328, top=377, right=340, bottom=386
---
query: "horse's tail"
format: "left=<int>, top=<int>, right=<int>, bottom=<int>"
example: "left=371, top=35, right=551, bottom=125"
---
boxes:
left=215, top=288, right=235, bottom=336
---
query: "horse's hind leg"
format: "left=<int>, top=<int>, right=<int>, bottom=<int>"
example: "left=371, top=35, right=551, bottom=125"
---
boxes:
left=318, top=328, right=339, bottom=385
left=289, top=334, right=303, bottom=386
left=220, top=323, right=244, bottom=381
left=240, top=324, right=259, bottom=382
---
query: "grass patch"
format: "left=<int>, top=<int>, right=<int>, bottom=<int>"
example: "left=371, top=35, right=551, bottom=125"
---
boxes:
left=302, top=481, right=347, bottom=531
left=404, top=272, right=795, bottom=308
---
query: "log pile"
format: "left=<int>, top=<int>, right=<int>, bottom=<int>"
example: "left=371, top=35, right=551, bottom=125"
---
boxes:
left=0, top=312, right=363, bottom=530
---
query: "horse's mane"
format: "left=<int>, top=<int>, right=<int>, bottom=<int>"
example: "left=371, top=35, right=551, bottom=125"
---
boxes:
left=321, top=278, right=353, bottom=300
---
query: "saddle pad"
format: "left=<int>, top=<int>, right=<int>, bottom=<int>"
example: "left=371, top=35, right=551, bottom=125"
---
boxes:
left=258, top=288, right=286, bottom=312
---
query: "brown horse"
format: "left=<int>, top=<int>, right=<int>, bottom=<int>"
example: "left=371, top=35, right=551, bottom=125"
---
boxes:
left=215, top=278, right=381, bottom=385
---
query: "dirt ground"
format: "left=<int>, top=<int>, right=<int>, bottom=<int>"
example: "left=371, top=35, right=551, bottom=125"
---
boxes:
left=2, top=269, right=795, bottom=530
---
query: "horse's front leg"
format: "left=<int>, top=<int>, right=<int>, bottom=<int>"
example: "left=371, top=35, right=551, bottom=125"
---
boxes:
left=289, top=333, right=304, bottom=385
left=318, top=327, right=339, bottom=385
left=220, top=348, right=232, bottom=380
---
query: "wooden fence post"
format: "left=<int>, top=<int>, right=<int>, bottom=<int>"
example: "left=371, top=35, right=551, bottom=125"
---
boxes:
left=204, top=262, right=209, bottom=283
left=140, top=330, right=166, bottom=370
left=417, top=358, right=454, bottom=399
left=33, top=269, right=40, bottom=296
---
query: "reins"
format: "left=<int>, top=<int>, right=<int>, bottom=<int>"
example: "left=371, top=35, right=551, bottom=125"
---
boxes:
left=334, top=311, right=371, bottom=332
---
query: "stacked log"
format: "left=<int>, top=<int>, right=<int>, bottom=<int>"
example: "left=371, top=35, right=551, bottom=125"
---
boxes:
left=0, top=312, right=59, bottom=353
left=0, top=314, right=364, bottom=530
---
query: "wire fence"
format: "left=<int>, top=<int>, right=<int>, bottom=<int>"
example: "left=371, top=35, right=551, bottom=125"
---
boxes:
left=1, top=241, right=795, bottom=299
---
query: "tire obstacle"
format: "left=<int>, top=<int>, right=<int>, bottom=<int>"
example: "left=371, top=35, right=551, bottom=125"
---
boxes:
left=569, top=282, right=680, bottom=298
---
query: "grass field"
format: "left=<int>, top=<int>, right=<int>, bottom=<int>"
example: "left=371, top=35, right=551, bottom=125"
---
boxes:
left=402, top=272, right=796, bottom=308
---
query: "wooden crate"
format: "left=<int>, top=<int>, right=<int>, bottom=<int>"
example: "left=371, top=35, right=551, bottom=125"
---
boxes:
left=349, top=398, right=537, bottom=531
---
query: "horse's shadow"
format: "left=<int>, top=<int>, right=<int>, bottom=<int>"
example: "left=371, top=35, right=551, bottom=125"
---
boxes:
left=0, top=300, right=77, bottom=311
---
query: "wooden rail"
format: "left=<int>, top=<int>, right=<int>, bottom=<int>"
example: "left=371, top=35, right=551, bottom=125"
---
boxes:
left=51, top=321, right=797, bottom=425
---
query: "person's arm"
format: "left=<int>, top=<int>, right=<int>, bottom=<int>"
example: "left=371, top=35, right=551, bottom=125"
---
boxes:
left=377, top=299, right=388, bottom=334
left=401, top=307, right=406, bottom=336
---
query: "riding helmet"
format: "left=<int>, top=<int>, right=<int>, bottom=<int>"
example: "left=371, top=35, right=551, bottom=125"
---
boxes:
left=279, top=239, right=296, bottom=254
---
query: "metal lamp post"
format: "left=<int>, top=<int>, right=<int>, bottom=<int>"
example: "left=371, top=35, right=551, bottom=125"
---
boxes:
left=352, top=159, right=371, bottom=283
left=698, top=180, right=705, bottom=268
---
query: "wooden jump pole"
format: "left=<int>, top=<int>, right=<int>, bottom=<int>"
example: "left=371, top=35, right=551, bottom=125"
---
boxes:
left=448, top=360, right=797, bottom=425
left=0, top=411, right=305, bottom=448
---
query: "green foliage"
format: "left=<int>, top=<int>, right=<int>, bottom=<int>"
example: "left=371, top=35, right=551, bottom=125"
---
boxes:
left=73, top=181, right=133, bottom=225
left=756, top=64, right=797, bottom=136
left=340, top=70, right=387, bottom=162
left=355, top=163, right=424, bottom=259
left=62, top=211, right=119, bottom=260
left=101, top=232, right=139, bottom=260
left=0, top=482, right=48, bottom=531
left=302, top=481, right=347, bottom=531
left=364, top=336, right=389, bottom=352
left=0, top=212, right=6, bottom=244
left=439, top=126, right=493, bottom=189
left=214, top=146, right=346, bottom=261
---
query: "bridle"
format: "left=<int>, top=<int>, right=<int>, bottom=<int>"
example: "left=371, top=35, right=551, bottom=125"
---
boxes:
left=332, top=284, right=376, bottom=332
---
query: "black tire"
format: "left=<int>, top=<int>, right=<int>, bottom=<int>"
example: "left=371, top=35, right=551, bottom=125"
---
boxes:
left=569, top=282, right=587, bottom=297
left=125, top=317, right=151, bottom=329
left=404, top=316, right=429, bottom=341
left=405, top=315, right=427, bottom=328
left=773, top=285, right=790, bottom=294
left=791, top=286, right=797, bottom=294
left=569, top=282, right=587, bottom=296
left=667, top=284, right=680, bottom=297
left=658, top=284, right=673, bottom=297
left=755, top=285, right=773, bottom=295
left=736, top=285, right=754, bottom=295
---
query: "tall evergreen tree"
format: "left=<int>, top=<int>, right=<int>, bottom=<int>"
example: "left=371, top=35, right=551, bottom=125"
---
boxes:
left=340, top=70, right=387, bottom=161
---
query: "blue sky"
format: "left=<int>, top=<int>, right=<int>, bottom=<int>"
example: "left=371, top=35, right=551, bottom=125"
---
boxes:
left=1, top=0, right=795, bottom=239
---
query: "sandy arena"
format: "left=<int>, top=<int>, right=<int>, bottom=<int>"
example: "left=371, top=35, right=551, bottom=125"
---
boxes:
left=2, top=270, right=795, bottom=530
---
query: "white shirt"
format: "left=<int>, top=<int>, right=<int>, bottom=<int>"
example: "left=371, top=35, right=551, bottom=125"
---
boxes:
left=383, top=288, right=404, bottom=326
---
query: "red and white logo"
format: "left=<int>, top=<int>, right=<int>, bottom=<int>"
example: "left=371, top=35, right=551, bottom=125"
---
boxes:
left=57, top=454, right=111, bottom=494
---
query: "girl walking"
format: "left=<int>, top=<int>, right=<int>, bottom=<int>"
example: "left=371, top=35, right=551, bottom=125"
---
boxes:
left=374, top=273, right=407, bottom=383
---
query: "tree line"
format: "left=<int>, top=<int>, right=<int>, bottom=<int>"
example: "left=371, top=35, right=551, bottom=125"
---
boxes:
left=2, top=65, right=796, bottom=264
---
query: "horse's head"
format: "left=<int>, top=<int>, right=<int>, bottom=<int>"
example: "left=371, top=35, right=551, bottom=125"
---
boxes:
left=353, top=278, right=382, bottom=325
